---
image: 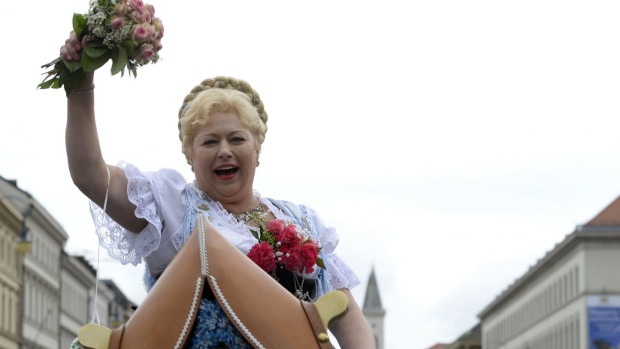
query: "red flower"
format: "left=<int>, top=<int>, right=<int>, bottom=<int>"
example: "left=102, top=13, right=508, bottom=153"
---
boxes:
left=266, top=219, right=286, bottom=234
left=279, top=246, right=302, bottom=273
left=297, top=241, right=320, bottom=273
left=247, top=219, right=323, bottom=275
left=278, top=225, right=301, bottom=248
left=247, top=242, right=276, bottom=273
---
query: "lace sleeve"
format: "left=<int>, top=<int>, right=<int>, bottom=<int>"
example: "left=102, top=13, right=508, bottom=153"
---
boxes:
left=302, top=205, right=360, bottom=291
left=88, top=162, right=180, bottom=265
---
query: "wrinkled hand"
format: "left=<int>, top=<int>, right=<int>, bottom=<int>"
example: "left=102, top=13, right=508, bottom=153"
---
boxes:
left=60, top=31, right=89, bottom=62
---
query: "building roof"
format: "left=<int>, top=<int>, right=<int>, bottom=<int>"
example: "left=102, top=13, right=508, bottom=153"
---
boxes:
left=363, top=267, right=384, bottom=311
left=478, top=195, right=620, bottom=318
left=455, top=322, right=481, bottom=341
left=426, top=344, right=448, bottom=349
left=584, top=195, right=620, bottom=227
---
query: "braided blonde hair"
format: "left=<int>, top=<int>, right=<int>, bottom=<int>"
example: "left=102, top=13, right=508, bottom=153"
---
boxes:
left=178, top=76, right=268, bottom=165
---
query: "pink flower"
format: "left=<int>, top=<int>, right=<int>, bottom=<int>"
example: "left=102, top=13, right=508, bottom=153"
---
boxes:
left=148, top=25, right=159, bottom=42
left=145, top=4, right=155, bottom=17
left=111, top=16, right=125, bottom=30
left=138, top=43, right=155, bottom=61
left=130, top=0, right=144, bottom=11
left=247, top=242, right=276, bottom=273
left=152, top=18, right=164, bottom=38
left=130, top=10, right=147, bottom=23
left=132, top=23, right=149, bottom=42
left=152, top=40, right=162, bottom=52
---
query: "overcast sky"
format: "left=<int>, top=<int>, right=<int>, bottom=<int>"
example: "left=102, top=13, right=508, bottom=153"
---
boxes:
left=2, top=0, right=620, bottom=348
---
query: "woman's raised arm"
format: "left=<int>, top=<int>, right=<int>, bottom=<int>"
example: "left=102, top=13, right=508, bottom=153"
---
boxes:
left=63, top=32, right=148, bottom=233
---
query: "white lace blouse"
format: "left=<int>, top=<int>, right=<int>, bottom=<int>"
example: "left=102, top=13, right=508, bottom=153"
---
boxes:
left=89, top=161, right=359, bottom=294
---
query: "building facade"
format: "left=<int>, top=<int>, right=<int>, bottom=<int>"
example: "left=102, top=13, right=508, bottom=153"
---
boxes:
left=0, top=187, right=23, bottom=349
left=0, top=176, right=134, bottom=348
left=478, top=195, right=620, bottom=349
left=60, top=254, right=97, bottom=349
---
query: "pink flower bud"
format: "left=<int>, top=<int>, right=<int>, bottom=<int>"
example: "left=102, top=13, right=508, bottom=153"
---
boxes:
left=132, top=24, right=149, bottom=42
left=152, top=40, right=162, bottom=52
left=138, top=44, right=155, bottom=61
left=130, top=10, right=147, bottom=23
left=111, top=17, right=125, bottom=30
left=148, top=25, right=159, bottom=42
left=145, top=4, right=155, bottom=17
left=114, top=2, right=127, bottom=15
left=130, top=0, right=144, bottom=11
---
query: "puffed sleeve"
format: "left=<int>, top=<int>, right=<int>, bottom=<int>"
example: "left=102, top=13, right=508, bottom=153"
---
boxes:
left=303, top=205, right=361, bottom=292
left=271, top=199, right=361, bottom=294
left=89, top=161, right=186, bottom=266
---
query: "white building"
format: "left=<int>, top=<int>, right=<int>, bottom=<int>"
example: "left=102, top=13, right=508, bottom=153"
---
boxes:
left=60, top=253, right=97, bottom=349
left=0, top=176, right=133, bottom=349
left=478, top=195, right=620, bottom=349
left=0, top=183, right=23, bottom=349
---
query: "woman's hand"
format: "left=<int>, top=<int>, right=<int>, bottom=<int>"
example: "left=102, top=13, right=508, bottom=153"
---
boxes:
left=60, top=31, right=88, bottom=62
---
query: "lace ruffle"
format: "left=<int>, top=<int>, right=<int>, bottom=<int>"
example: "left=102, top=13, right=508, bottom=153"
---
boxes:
left=323, top=253, right=360, bottom=290
left=89, top=161, right=162, bottom=265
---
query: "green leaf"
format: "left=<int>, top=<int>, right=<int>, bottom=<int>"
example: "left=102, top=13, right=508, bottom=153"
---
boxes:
left=38, top=78, right=57, bottom=90
left=62, top=58, right=83, bottom=73
left=316, top=257, right=326, bottom=270
left=60, top=66, right=86, bottom=95
left=72, top=13, right=87, bottom=37
left=84, top=45, right=109, bottom=59
left=110, top=46, right=128, bottom=76
left=81, top=50, right=111, bottom=72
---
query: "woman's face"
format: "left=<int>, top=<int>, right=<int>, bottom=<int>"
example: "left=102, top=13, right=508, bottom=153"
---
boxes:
left=190, top=110, right=258, bottom=205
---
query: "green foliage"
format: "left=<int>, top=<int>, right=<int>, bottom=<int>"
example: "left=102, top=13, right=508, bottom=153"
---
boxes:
left=81, top=49, right=111, bottom=73
left=111, top=46, right=128, bottom=76
left=84, top=43, right=108, bottom=58
left=72, top=13, right=87, bottom=37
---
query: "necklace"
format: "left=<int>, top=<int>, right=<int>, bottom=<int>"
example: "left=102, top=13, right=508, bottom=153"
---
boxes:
left=234, top=200, right=264, bottom=223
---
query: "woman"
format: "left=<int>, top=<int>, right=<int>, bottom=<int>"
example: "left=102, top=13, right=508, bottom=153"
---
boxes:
left=62, top=33, right=375, bottom=348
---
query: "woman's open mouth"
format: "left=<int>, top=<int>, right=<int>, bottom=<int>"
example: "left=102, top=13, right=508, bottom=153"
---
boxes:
left=214, top=166, right=239, bottom=179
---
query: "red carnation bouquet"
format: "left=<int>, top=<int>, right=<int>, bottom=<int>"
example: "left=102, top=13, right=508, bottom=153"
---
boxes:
left=247, top=219, right=325, bottom=275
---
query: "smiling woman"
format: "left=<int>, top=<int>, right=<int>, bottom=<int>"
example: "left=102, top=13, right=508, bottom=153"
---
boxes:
left=60, top=22, right=375, bottom=346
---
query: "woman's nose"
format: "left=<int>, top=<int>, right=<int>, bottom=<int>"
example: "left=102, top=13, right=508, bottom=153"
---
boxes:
left=218, top=144, right=232, bottom=159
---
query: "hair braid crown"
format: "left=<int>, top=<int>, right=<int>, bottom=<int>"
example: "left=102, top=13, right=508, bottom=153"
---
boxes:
left=177, top=76, right=268, bottom=142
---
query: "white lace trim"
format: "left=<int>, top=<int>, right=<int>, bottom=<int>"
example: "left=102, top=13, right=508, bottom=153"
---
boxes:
left=89, top=164, right=359, bottom=291
left=324, top=253, right=360, bottom=290
left=89, top=162, right=162, bottom=266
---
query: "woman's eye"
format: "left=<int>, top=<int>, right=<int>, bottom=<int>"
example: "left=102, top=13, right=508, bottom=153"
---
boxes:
left=231, top=137, right=245, bottom=143
left=202, top=139, right=217, bottom=145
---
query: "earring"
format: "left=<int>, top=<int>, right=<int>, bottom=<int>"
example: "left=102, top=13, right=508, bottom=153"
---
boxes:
left=256, top=160, right=260, bottom=167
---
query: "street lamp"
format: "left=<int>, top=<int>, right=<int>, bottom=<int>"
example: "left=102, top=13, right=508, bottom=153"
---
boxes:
left=16, top=202, right=33, bottom=254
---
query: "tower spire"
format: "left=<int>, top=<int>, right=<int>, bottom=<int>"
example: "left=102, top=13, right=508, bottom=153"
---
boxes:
left=362, top=266, right=385, bottom=349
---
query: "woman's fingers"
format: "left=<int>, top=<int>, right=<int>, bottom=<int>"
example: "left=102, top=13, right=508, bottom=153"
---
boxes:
left=61, top=31, right=82, bottom=61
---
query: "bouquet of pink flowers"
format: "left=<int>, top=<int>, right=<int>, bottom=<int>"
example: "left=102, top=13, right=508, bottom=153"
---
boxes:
left=247, top=219, right=325, bottom=275
left=38, top=0, right=163, bottom=95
